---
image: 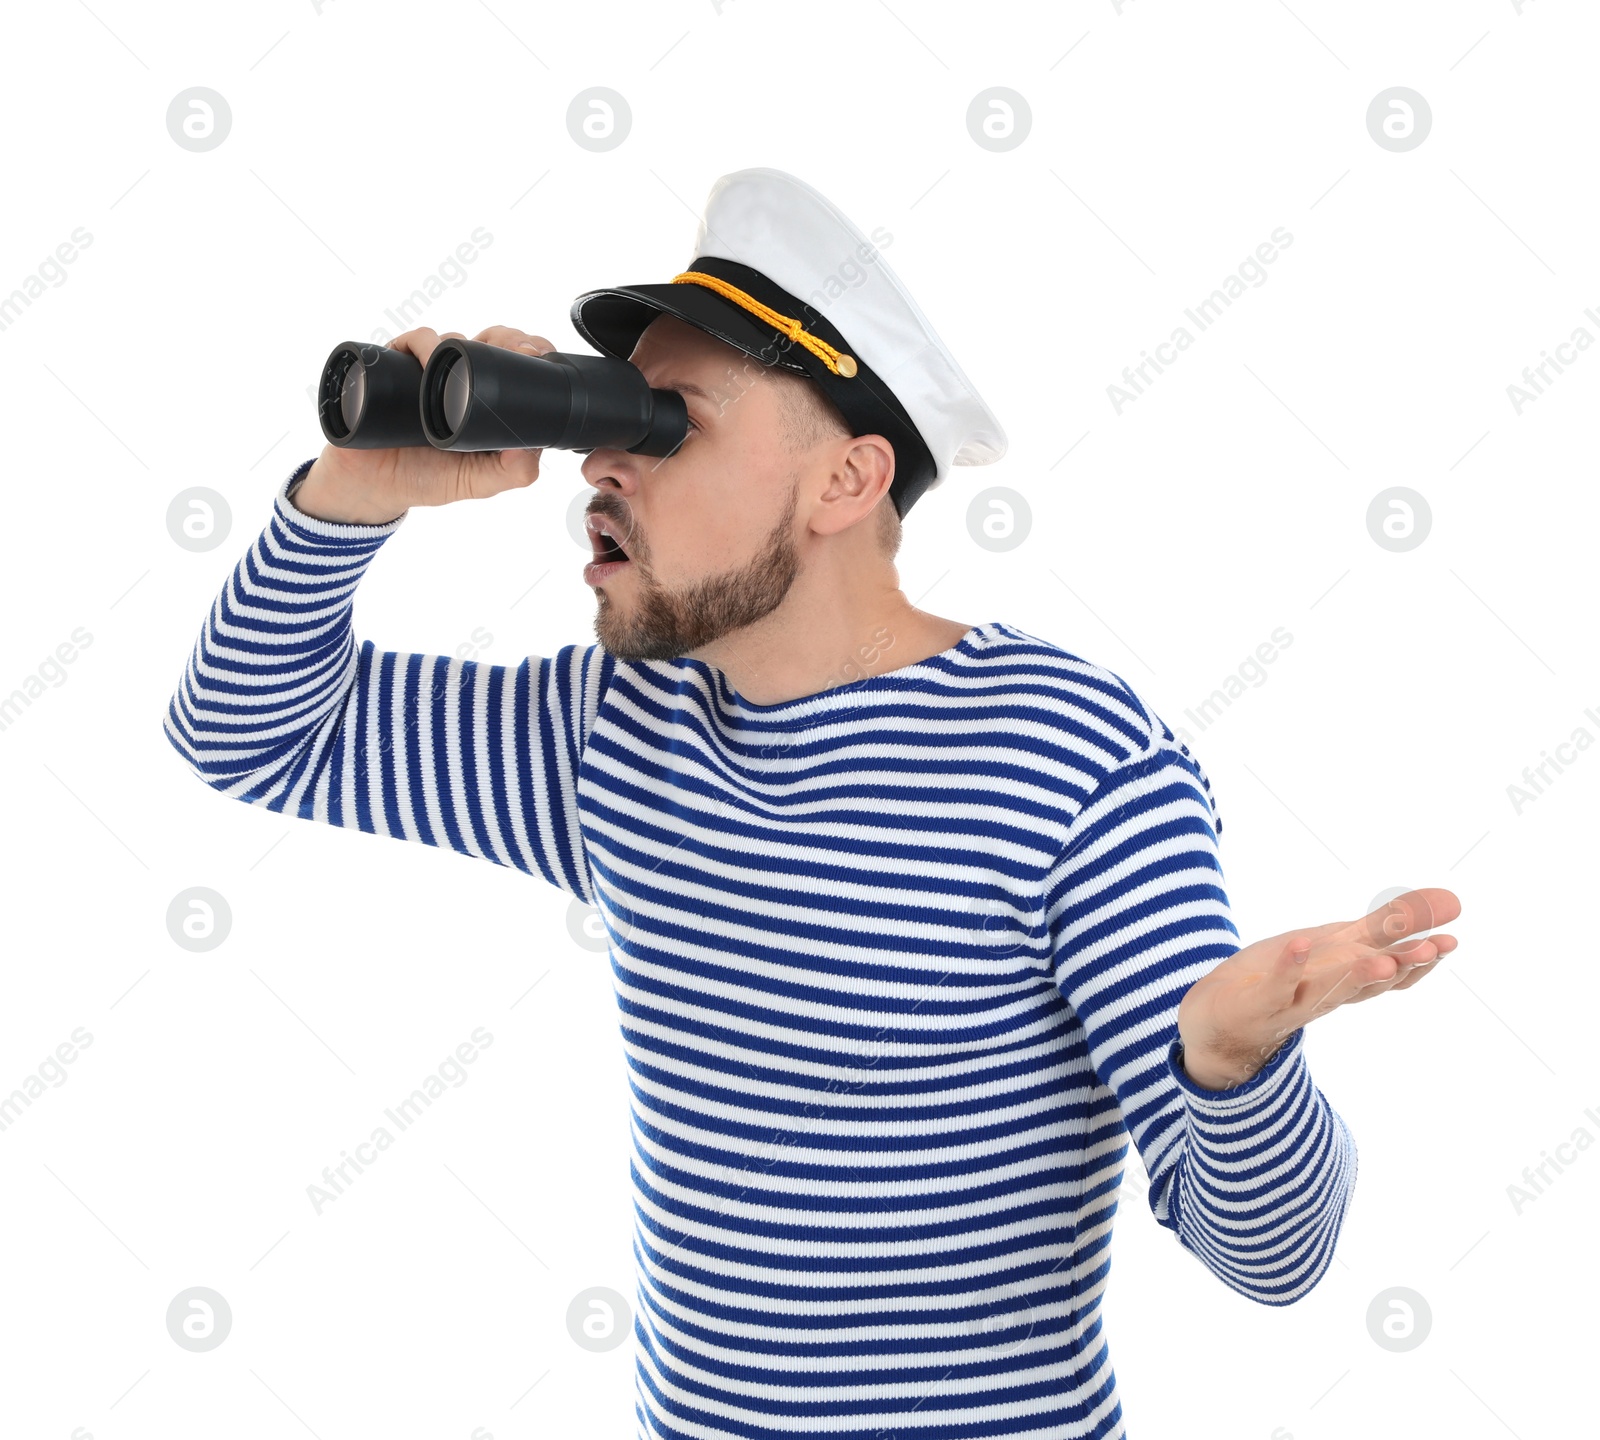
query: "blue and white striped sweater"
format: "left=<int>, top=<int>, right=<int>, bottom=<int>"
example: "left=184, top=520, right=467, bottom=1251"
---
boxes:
left=163, top=458, right=1358, bottom=1439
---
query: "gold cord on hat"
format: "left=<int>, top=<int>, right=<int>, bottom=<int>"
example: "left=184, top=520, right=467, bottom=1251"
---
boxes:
left=669, top=271, right=858, bottom=377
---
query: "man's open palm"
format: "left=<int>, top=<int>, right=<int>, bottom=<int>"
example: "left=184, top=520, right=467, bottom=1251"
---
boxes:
left=1176, top=887, right=1462, bottom=1088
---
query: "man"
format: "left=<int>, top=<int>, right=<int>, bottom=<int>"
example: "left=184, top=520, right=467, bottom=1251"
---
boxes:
left=164, top=167, right=1459, bottom=1438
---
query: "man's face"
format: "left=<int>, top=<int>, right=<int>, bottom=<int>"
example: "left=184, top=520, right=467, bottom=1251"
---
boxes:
left=578, top=314, right=809, bottom=662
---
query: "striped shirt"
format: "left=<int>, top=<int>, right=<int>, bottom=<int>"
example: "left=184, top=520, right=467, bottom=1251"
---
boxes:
left=163, top=458, right=1359, bottom=1439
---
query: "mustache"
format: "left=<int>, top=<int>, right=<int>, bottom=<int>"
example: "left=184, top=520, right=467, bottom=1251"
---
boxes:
left=585, top=498, right=643, bottom=554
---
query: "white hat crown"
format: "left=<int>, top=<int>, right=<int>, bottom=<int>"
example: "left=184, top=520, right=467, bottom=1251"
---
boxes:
left=690, top=167, right=1009, bottom=492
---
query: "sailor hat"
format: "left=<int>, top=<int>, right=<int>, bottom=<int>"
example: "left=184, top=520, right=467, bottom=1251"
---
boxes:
left=569, top=166, right=1007, bottom=518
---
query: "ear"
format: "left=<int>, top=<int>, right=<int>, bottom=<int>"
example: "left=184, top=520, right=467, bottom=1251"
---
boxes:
left=810, top=434, right=895, bottom=539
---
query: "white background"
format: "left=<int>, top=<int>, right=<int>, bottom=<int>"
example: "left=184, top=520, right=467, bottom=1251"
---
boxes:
left=0, top=1, right=1592, bottom=1437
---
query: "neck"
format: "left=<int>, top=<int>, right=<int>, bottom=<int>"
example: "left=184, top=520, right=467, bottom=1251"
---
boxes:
left=686, top=550, right=972, bottom=706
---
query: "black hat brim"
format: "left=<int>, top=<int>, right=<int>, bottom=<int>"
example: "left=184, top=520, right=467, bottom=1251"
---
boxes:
left=570, top=280, right=811, bottom=378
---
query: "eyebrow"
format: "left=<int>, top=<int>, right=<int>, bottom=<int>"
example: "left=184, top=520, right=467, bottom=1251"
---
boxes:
left=659, top=379, right=715, bottom=406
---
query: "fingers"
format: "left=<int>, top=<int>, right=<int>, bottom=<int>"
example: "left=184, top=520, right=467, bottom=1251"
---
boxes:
left=1288, top=937, right=1409, bottom=1014
left=1349, top=932, right=1458, bottom=1000
left=494, top=443, right=543, bottom=488
left=453, top=441, right=542, bottom=499
left=1349, top=956, right=1439, bottom=999
left=1277, top=909, right=1462, bottom=1018
left=389, top=325, right=555, bottom=366
left=1268, top=933, right=1358, bottom=1022
left=472, top=324, right=556, bottom=356
left=1274, top=933, right=1314, bottom=977
left=1345, top=887, right=1463, bottom=950
left=1389, top=932, right=1456, bottom=962
left=1383, top=931, right=1456, bottom=984
left=1390, top=960, right=1441, bottom=991
left=1376, top=932, right=1455, bottom=975
left=388, top=326, right=445, bottom=364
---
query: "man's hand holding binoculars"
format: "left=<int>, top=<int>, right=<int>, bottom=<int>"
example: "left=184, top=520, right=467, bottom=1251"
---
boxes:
left=298, top=318, right=689, bottom=525
left=296, top=325, right=558, bottom=526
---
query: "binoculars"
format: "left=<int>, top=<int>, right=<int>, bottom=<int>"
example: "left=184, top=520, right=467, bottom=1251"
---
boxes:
left=316, top=338, right=689, bottom=457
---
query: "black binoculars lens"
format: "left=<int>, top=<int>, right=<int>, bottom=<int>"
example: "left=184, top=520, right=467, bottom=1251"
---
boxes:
left=318, top=341, right=429, bottom=450
left=420, top=347, right=472, bottom=444
left=339, top=360, right=365, bottom=433
left=317, top=336, right=689, bottom=458
left=442, top=356, right=470, bottom=437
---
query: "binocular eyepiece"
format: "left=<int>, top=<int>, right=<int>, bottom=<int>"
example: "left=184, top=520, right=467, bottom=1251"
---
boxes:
left=317, top=338, right=689, bottom=457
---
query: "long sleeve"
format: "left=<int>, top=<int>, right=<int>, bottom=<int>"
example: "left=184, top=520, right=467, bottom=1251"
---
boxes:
left=1043, top=740, right=1359, bottom=1305
left=162, top=457, right=613, bottom=901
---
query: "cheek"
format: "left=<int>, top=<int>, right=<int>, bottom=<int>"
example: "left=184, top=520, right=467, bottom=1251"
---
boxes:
left=643, top=503, right=722, bottom=580
left=653, top=418, right=789, bottom=573
left=654, top=480, right=749, bottom=570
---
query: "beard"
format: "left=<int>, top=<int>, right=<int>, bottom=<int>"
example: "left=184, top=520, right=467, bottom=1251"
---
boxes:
left=593, top=475, right=802, bottom=662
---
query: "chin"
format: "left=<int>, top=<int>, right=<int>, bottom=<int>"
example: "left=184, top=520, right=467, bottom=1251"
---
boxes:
left=594, top=605, right=680, bottom=663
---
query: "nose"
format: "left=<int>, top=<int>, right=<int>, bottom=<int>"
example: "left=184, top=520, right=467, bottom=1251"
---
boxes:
left=579, top=445, right=641, bottom=498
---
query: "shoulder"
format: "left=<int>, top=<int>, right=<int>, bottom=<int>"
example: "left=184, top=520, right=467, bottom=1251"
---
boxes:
left=949, top=622, right=1224, bottom=834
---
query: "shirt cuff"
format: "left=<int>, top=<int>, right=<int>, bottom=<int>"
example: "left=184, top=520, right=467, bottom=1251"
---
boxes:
left=1166, top=1026, right=1307, bottom=1114
left=277, top=457, right=410, bottom=540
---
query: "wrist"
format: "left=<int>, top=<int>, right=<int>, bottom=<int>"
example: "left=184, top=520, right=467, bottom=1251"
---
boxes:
left=1179, top=1051, right=1254, bottom=1091
left=292, top=454, right=408, bottom=526
left=1177, top=1035, right=1286, bottom=1091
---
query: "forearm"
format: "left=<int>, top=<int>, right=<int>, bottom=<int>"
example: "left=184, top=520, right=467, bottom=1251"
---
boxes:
left=1165, top=1028, right=1360, bottom=1305
left=162, top=460, right=610, bottom=897
left=163, top=458, right=407, bottom=804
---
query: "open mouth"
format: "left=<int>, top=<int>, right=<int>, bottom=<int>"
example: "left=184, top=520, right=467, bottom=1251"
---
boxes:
left=585, top=511, right=634, bottom=576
